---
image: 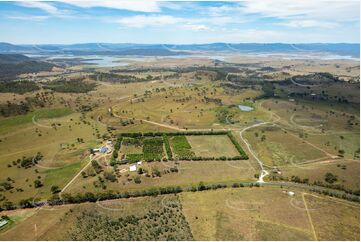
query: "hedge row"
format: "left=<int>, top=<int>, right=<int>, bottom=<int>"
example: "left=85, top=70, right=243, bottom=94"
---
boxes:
left=1, top=181, right=359, bottom=211
left=118, top=130, right=228, bottom=138
left=112, top=136, right=123, bottom=159
left=42, top=183, right=259, bottom=207
left=174, top=155, right=245, bottom=161
left=115, top=131, right=249, bottom=161
left=309, top=188, right=359, bottom=203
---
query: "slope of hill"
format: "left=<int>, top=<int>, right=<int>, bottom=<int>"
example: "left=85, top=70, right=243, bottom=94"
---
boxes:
left=0, top=54, right=54, bottom=81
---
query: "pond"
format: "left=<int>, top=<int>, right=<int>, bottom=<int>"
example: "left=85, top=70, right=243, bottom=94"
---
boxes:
left=238, top=105, right=254, bottom=112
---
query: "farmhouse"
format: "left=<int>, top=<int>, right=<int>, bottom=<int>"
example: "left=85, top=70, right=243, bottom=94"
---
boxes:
left=93, top=146, right=112, bottom=154
left=100, top=147, right=109, bottom=153
left=129, top=165, right=137, bottom=172
left=0, top=220, right=8, bottom=228
left=288, top=191, right=295, bottom=196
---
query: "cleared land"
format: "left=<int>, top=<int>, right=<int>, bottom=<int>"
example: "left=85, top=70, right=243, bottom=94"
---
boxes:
left=180, top=187, right=359, bottom=241
left=65, top=159, right=258, bottom=194
left=187, top=135, right=240, bottom=157
left=1, top=187, right=358, bottom=241
left=243, top=125, right=327, bottom=167
left=0, top=195, right=192, bottom=240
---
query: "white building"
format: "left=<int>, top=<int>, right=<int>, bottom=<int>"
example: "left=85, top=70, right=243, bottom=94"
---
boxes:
left=288, top=191, right=295, bottom=196
left=0, top=220, right=8, bottom=228
left=129, top=165, right=137, bottom=172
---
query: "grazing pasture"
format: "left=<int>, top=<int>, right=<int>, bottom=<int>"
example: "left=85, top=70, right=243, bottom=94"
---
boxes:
left=187, top=135, right=240, bottom=158
left=180, top=187, right=359, bottom=241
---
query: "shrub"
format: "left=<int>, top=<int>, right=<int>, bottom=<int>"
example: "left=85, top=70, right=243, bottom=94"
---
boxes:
left=325, top=172, right=338, bottom=184
left=91, top=160, right=103, bottom=174
left=34, top=180, right=43, bottom=188
left=51, top=185, right=61, bottom=194
left=104, top=172, right=117, bottom=182
left=134, top=176, right=141, bottom=184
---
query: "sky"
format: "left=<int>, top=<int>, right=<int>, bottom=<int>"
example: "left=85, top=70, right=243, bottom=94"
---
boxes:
left=0, top=0, right=359, bottom=44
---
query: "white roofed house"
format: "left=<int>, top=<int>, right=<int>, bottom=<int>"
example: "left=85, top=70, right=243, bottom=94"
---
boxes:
left=129, top=165, right=137, bottom=172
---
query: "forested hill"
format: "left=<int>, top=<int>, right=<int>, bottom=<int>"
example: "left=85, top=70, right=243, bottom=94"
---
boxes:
left=0, top=53, right=31, bottom=63
left=0, top=54, right=54, bottom=81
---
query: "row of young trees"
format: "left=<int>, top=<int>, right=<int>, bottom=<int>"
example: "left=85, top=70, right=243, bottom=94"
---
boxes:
left=1, top=179, right=358, bottom=211
left=115, top=131, right=248, bottom=161
left=271, top=173, right=360, bottom=196
left=118, top=130, right=229, bottom=138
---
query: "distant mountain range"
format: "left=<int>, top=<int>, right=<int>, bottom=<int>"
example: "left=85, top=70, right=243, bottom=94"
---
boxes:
left=0, top=42, right=359, bottom=58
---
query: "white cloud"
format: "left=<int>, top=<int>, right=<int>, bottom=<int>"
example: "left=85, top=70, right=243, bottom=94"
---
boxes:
left=182, top=24, right=211, bottom=31
left=240, top=0, right=359, bottom=22
left=277, top=20, right=339, bottom=29
left=16, top=1, right=76, bottom=18
left=115, top=15, right=182, bottom=28
left=7, top=15, right=50, bottom=21
left=62, top=0, right=160, bottom=12
left=114, top=14, right=218, bottom=31
left=16, top=0, right=161, bottom=17
left=17, top=1, right=60, bottom=15
left=204, top=0, right=359, bottom=29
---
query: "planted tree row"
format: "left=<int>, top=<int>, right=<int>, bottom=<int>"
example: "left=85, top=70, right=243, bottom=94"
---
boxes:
left=227, top=132, right=248, bottom=159
left=118, top=130, right=228, bottom=138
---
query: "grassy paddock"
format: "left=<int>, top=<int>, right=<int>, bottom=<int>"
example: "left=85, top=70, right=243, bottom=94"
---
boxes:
left=187, top=135, right=240, bottom=158
left=180, top=187, right=359, bottom=241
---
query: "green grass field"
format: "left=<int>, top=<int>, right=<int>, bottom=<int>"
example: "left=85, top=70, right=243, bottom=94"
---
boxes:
left=0, top=107, right=72, bottom=135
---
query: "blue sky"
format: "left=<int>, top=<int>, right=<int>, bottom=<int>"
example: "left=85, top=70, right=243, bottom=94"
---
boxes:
left=0, top=0, right=359, bottom=44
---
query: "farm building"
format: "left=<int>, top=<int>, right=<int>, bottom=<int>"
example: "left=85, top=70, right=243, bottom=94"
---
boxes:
left=100, top=147, right=108, bottom=153
left=288, top=191, right=295, bottom=196
left=129, top=165, right=137, bottom=172
left=0, top=220, right=8, bottom=228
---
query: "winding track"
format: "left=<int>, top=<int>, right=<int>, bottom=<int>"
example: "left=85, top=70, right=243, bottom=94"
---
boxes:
left=289, top=77, right=321, bottom=87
